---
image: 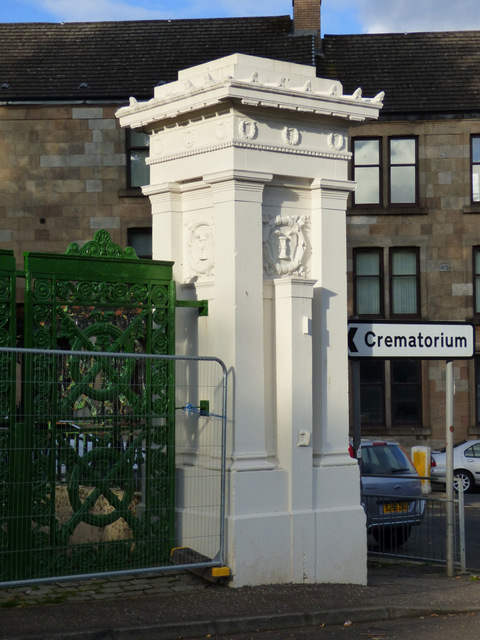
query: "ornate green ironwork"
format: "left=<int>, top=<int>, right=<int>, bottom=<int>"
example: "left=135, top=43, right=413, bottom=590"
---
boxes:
left=2, top=230, right=177, bottom=581
left=65, top=229, right=138, bottom=259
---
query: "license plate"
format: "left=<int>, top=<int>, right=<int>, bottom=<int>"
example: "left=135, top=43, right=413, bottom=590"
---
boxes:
left=383, top=502, right=409, bottom=513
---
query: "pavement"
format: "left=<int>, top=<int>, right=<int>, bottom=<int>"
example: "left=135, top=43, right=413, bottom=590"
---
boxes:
left=2, top=561, right=480, bottom=640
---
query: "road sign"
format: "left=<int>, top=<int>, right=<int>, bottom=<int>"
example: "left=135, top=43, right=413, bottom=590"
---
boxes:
left=348, top=321, right=474, bottom=359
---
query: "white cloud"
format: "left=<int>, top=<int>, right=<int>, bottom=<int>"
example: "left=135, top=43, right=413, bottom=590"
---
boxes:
left=16, top=0, right=480, bottom=32
left=359, top=0, right=480, bottom=33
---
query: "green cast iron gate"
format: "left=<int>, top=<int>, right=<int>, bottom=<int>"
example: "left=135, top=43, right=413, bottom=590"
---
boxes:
left=0, top=230, right=181, bottom=583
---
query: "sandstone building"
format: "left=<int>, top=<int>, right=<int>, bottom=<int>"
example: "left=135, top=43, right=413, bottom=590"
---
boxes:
left=317, top=31, right=480, bottom=447
left=0, top=16, right=313, bottom=263
left=2, top=2, right=480, bottom=446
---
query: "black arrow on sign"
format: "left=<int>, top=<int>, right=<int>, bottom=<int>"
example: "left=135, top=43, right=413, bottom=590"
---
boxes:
left=348, top=326, right=358, bottom=353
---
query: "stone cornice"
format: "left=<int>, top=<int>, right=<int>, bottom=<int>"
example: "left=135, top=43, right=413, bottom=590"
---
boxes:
left=116, top=53, right=383, bottom=129
left=146, top=139, right=351, bottom=166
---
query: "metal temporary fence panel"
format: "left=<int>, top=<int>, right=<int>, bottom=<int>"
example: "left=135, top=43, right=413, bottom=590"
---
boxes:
left=364, top=491, right=464, bottom=568
left=0, top=232, right=227, bottom=586
left=1, top=348, right=227, bottom=587
left=172, top=355, right=228, bottom=574
left=0, top=250, right=17, bottom=422
left=0, top=251, right=17, bottom=583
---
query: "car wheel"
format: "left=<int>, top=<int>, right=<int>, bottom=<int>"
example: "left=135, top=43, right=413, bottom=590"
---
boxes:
left=453, top=470, right=474, bottom=493
left=372, top=526, right=411, bottom=549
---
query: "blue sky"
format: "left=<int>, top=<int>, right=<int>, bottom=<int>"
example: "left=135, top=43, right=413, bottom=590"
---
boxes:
left=1, top=0, right=480, bottom=34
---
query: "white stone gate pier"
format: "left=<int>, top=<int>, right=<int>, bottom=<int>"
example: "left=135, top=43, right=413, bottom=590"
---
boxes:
left=117, top=54, right=382, bottom=586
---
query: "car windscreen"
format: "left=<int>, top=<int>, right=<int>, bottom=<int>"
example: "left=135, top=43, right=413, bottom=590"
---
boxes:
left=434, top=440, right=468, bottom=454
left=360, top=444, right=416, bottom=476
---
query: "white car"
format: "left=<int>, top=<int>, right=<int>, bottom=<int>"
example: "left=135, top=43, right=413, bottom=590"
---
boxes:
left=431, top=440, right=480, bottom=493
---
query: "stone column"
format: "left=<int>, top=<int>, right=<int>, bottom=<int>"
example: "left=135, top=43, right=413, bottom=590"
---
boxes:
left=310, top=178, right=355, bottom=465
left=274, top=276, right=317, bottom=582
left=145, top=182, right=182, bottom=266
left=310, top=177, right=367, bottom=585
left=205, top=169, right=273, bottom=470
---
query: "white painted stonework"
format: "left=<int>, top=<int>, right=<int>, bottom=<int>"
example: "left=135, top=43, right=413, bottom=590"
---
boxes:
left=117, top=54, right=382, bottom=587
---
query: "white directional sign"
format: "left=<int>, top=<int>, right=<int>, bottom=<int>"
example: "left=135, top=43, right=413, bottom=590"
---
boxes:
left=348, top=322, right=474, bottom=359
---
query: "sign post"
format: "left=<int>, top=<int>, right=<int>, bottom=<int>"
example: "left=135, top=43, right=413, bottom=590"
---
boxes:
left=445, top=359, right=455, bottom=577
left=351, top=359, right=361, bottom=458
left=348, top=321, right=474, bottom=575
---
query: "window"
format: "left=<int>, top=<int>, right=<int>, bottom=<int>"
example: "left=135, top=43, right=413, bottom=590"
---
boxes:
left=472, top=136, right=480, bottom=202
left=354, top=247, right=419, bottom=318
left=390, top=248, right=420, bottom=317
left=476, top=357, right=480, bottom=424
left=389, top=137, right=418, bottom=205
left=352, top=136, right=418, bottom=207
left=127, top=130, right=150, bottom=188
left=474, top=247, right=480, bottom=315
left=464, top=443, right=480, bottom=458
left=355, top=359, right=422, bottom=431
left=391, top=360, right=422, bottom=425
left=359, top=360, right=385, bottom=425
left=353, top=248, right=383, bottom=316
left=352, top=247, right=422, bottom=432
left=128, top=227, right=152, bottom=259
left=360, top=443, right=417, bottom=475
left=353, top=138, right=381, bottom=205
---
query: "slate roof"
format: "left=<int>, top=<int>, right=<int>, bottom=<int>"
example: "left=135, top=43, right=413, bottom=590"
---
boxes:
left=318, top=31, right=480, bottom=117
left=4, top=18, right=479, bottom=117
left=0, top=16, right=314, bottom=102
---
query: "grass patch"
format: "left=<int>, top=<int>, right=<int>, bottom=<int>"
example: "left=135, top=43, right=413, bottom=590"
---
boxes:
left=1, top=599, right=23, bottom=608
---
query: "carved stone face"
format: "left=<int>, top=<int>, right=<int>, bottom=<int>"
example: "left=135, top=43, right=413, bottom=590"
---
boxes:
left=187, top=222, right=214, bottom=278
left=263, top=215, right=308, bottom=278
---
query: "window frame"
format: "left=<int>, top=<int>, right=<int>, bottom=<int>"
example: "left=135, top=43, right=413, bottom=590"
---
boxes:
left=390, top=359, right=423, bottom=427
left=127, top=227, right=152, bottom=259
left=352, top=358, right=424, bottom=434
left=353, top=247, right=385, bottom=318
left=464, top=443, right=480, bottom=458
left=359, top=359, right=386, bottom=426
left=388, top=136, right=419, bottom=207
left=126, top=129, right=150, bottom=190
left=389, top=247, right=420, bottom=319
left=473, top=246, right=480, bottom=316
left=471, top=135, right=480, bottom=204
left=476, top=356, right=480, bottom=426
left=352, top=137, right=382, bottom=207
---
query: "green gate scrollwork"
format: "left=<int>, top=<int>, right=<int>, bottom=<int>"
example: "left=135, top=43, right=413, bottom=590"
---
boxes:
left=3, top=230, right=177, bottom=581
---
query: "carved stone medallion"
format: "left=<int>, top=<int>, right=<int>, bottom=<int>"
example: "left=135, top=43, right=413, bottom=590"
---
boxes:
left=216, top=121, right=229, bottom=141
left=238, top=118, right=258, bottom=140
left=187, top=221, right=214, bottom=278
left=282, top=126, right=301, bottom=146
left=151, top=132, right=166, bottom=156
left=327, top=133, right=345, bottom=151
left=263, top=215, right=308, bottom=277
left=183, top=128, right=197, bottom=149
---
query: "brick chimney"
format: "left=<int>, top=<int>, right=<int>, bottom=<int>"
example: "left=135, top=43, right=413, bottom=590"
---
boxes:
left=292, top=0, right=321, bottom=40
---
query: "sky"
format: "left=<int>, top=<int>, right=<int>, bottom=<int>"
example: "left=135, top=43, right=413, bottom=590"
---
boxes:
left=2, top=0, right=480, bottom=35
